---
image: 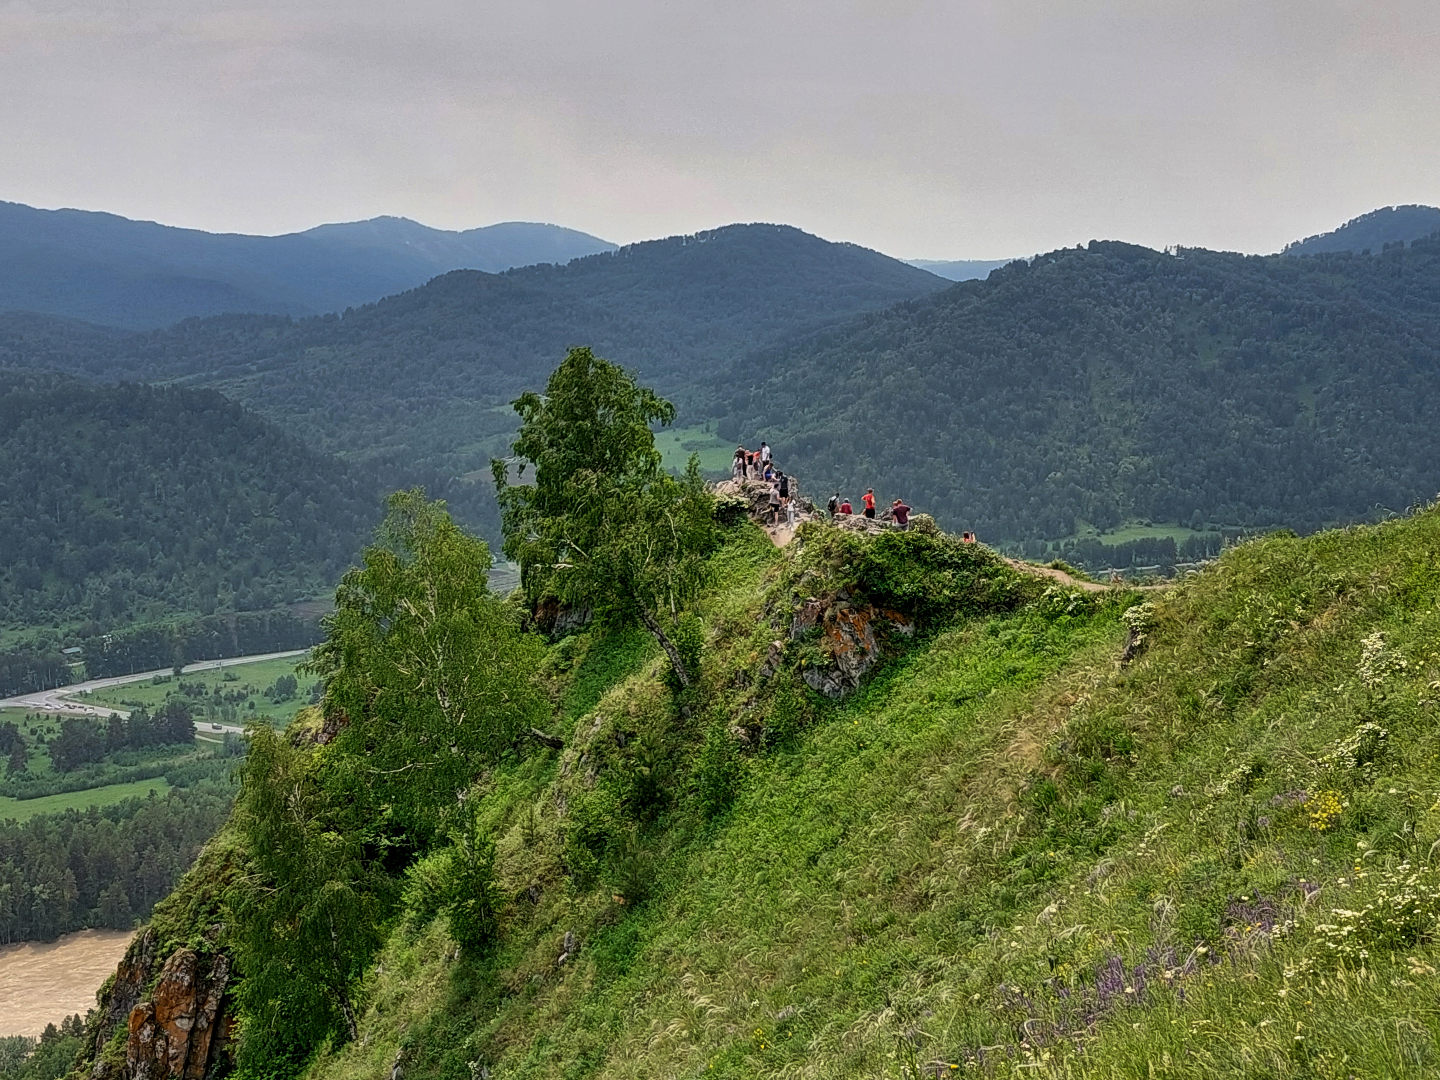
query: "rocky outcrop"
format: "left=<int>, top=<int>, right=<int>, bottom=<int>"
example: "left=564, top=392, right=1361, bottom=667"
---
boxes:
left=82, top=845, right=238, bottom=1080
left=87, top=929, right=160, bottom=1070
left=712, top=477, right=818, bottom=528
left=125, top=948, right=232, bottom=1080
left=790, top=593, right=914, bottom=699
left=529, top=598, right=594, bottom=640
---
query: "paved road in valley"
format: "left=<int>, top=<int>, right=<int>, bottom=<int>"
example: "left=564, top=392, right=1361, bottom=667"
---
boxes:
left=0, top=649, right=309, bottom=734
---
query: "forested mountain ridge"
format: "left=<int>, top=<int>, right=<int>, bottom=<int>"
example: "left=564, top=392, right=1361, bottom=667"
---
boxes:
left=1282, top=203, right=1440, bottom=256
left=0, top=225, right=947, bottom=532
left=0, top=200, right=614, bottom=329
left=719, top=234, right=1440, bottom=541
left=0, top=372, right=378, bottom=630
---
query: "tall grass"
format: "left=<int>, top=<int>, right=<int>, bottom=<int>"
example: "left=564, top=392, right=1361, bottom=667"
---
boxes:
left=307, top=510, right=1440, bottom=1079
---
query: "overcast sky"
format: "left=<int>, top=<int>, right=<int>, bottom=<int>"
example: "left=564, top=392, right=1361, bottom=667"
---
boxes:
left=2, top=1, right=1437, bottom=258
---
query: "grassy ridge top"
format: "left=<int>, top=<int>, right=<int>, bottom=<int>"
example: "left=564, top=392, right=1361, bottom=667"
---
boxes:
left=100, top=506, right=1440, bottom=1079
left=275, top=505, right=1440, bottom=1078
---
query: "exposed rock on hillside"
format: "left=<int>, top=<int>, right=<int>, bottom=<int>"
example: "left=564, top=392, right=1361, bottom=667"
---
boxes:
left=86, top=931, right=234, bottom=1080
left=792, top=594, right=915, bottom=699
left=126, top=948, right=232, bottom=1080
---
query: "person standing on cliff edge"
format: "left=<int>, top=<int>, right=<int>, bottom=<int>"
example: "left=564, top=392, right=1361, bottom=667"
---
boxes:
left=863, top=488, right=876, bottom=519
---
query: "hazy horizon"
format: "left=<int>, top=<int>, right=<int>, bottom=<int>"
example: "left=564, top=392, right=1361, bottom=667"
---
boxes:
left=4, top=2, right=1438, bottom=260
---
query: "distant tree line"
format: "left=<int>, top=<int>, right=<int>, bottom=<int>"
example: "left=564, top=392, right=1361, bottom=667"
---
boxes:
left=1013, top=532, right=1231, bottom=574
left=0, top=373, right=377, bottom=630
left=0, top=649, right=72, bottom=698
left=23, top=702, right=197, bottom=775
left=79, top=607, right=320, bottom=678
left=0, top=786, right=233, bottom=944
left=0, top=1018, right=87, bottom=1080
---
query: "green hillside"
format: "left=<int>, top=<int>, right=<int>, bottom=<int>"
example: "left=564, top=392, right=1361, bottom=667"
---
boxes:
left=720, top=233, right=1440, bottom=543
left=0, top=226, right=946, bottom=535
left=1283, top=204, right=1440, bottom=256
left=72, top=494, right=1440, bottom=1078
left=0, top=372, right=378, bottom=631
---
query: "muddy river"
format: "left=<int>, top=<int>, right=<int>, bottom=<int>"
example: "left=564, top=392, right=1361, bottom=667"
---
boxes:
left=0, top=929, right=133, bottom=1036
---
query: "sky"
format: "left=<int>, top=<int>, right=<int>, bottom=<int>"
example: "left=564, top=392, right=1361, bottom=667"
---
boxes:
left=2, top=1, right=1437, bottom=259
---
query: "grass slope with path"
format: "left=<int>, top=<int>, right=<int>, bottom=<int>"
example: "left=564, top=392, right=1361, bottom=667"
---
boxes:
left=87, top=507, right=1440, bottom=1079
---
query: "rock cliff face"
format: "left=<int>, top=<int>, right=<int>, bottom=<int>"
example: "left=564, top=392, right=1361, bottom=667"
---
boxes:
left=125, top=948, right=232, bottom=1080
left=86, top=929, right=234, bottom=1080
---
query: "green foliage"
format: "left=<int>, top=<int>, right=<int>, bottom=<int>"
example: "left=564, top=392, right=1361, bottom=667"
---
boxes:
left=1, top=225, right=940, bottom=542
left=0, top=785, right=231, bottom=942
left=400, top=807, right=501, bottom=952
left=0, top=1017, right=85, bottom=1080
left=310, top=490, right=545, bottom=837
left=495, top=348, right=718, bottom=687
left=228, top=726, right=393, bottom=1062
left=691, top=720, right=744, bottom=819
left=0, top=372, right=376, bottom=632
left=553, top=627, right=656, bottom=722
left=724, top=235, right=1440, bottom=541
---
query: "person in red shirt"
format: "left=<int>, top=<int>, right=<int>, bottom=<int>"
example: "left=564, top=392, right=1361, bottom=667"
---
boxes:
left=862, top=489, right=876, bottom=519
left=891, top=499, right=911, bottom=530
left=838, top=498, right=853, bottom=515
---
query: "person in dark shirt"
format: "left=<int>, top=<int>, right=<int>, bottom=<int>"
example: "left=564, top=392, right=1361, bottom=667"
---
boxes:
left=891, top=499, right=911, bottom=530
left=827, top=492, right=839, bottom=517
left=778, top=472, right=790, bottom=501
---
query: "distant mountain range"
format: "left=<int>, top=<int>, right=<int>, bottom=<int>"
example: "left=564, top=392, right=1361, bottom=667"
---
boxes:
left=0, top=201, right=616, bottom=329
left=0, top=223, right=947, bottom=536
left=904, top=258, right=1015, bottom=281
left=7, top=202, right=1440, bottom=558
left=1282, top=204, right=1440, bottom=256
left=721, top=233, right=1440, bottom=540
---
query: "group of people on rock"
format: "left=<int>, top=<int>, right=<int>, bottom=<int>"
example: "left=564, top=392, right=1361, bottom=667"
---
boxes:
left=732, top=442, right=794, bottom=525
left=732, top=441, right=977, bottom=540
left=731, top=440, right=921, bottom=535
left=825, top=488, right=912, bottom=529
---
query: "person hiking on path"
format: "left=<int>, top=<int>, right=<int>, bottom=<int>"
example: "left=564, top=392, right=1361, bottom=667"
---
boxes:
left=891, top=499, right=911, bottom=531
left=760, top=442, right=772, bottom=468
left=777, top=471, right=790, bottom=504
left=768, top=483, right=782, bottom=525
left=732, top=447, right=747, bottom=481
left=863, top=489, right=876, bottom=519
left=827, top=491, right=839, bottom=518
left=839, top=497, right=853, bottom=515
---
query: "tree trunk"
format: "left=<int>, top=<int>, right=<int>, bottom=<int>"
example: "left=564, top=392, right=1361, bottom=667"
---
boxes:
left=638, top=607, right=691, bottom=689
left=327, top=911, right=359, bottom=1041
